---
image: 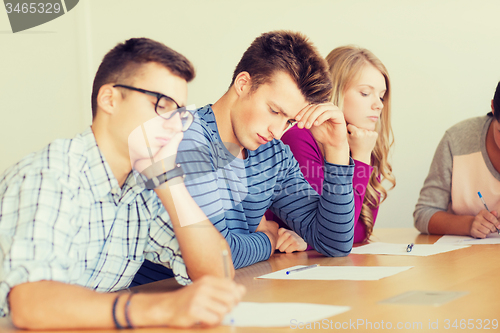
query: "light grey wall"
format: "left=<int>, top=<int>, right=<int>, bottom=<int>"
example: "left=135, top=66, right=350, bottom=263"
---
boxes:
left=1, top=0, right=500, bottom=229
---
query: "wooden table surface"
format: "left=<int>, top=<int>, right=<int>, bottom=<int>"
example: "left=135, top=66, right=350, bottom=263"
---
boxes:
left=1, top=228, right=499, bottom=332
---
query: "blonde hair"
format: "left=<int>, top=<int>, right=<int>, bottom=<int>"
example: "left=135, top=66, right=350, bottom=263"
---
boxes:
left=325, top=45, right=396, bottom=241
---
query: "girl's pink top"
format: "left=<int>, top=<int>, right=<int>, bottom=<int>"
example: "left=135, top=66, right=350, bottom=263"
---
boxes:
left=266, top=126, right=379, bottom=244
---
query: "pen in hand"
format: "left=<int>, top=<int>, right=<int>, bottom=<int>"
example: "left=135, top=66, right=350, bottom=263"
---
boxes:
left=477, top=192, right=500, bottom=235
left=221, top=241, right=235, bottom=325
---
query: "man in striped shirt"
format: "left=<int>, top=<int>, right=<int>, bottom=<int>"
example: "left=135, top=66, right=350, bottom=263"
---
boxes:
left=0, top=38, right=244, bottom=330
left=134, top=31, right=355, bottom=283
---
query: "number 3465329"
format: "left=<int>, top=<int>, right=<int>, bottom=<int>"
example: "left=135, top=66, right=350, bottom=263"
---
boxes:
left=5, top=3, right=62, bottom=14
left=444, top=319, right=498, bottom=330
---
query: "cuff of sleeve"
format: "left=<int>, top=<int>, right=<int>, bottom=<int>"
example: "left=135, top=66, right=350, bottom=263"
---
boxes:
left=256, top=231, right=274, bottom=260
left=170, top=255, right=192, bottom=286
left=323, top=158, right=355, bottom=184
left=415, top=207, right=443, bottom=234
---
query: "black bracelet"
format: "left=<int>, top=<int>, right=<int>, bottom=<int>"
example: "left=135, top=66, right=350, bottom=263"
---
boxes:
left=124, top=292, right=135, bottom=329
left=112, top=294, right=126, bottom=329
left=145, top=164, right=185, bottom=189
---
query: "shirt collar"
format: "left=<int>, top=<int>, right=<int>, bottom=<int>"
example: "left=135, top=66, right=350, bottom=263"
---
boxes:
left=80, top=127, right=121, bottom=202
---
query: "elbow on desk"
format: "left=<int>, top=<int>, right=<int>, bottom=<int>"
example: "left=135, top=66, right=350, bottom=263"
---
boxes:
left=9, top=289, right=43, bottom=330
left=10, top=311, right=37, bottom=330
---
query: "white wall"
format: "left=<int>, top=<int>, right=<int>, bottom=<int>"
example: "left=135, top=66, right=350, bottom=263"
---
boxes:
left=1, top=0, right=500, bottom=229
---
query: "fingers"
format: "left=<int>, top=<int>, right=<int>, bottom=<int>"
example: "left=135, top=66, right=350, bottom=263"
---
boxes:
left=346, top=123, right=358, bottom=134
left=275, top=228, right=291, bottom=250
left=275, top=229, right=307, bottom=253
left=155, top=132, right=184, bottom=168
left=480, top=210, right=500, bottom=233
left=471, top=224, right=489, bottom=239
left=346, top=124, right=378, bottom=139
left=278, top=235, right=298, bottom=253
left=295, top=103, right=343, bottom=129
left=189, top=278, right=245, bottom=326
left=471, top=210, right=500, bottom=238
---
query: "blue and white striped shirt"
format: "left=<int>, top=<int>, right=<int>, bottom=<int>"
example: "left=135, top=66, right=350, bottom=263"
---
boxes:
left=0, top=127, right=188, bottom=317
left=176, top=105, right=355, bottom=269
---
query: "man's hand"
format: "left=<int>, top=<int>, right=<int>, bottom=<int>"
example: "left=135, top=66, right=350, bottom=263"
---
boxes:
left=275, top=228, right=307, bottom=253
left=347, top=124, right=378, bottom=165
left=470, top=210, right=500, bottom=238
left=128, top=116, right=184, bottom=176
left=295, top=103, right=349, bottom=165
left=158, top=276, right=246, bottom=328
left=255, top=215, right=279, bottom=251
left=9, top=278, right=245, bottom=330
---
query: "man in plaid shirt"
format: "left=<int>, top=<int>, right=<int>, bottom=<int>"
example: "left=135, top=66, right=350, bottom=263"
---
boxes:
left=0, top=38, right=244, bottom=330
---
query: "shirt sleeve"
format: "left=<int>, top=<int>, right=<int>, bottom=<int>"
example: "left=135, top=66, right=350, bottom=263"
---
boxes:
left=282, top=128, right=361, bottom=246
left=144, top=206, right=190, bottom=286
left=175, top=121, right=272, bottom=269
left=270, top=144, right=355, bottom=257
left=352, top=159, right=375, bottom=243
left=414, top=131, right=453, bottom=233
left=0, top=169, right=76, bottom=316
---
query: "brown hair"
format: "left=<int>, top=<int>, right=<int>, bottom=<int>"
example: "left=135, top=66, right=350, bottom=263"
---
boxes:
left=491, top=81, right=500, bottom=120
left=231, top=30, right=332, bottom=103
left=326, top=45, right=396, bottom=241
left=91, top=37, right=195, bottom=119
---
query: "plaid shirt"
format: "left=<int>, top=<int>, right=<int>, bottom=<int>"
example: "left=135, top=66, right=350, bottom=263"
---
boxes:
left=0, top=127, right=189, bottom=316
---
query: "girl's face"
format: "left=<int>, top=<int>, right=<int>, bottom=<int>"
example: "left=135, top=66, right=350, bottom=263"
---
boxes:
left=342, top=64, right=386, bottom=131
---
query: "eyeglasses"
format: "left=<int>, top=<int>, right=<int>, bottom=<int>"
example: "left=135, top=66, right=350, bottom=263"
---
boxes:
left=113, top=84, right=194, bottom=132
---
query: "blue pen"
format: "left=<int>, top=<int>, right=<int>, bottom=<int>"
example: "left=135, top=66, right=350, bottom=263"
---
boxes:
left=477, top=192, right=500, bottom=234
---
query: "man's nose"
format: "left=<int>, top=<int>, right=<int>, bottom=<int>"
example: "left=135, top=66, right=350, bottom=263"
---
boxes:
left=163, top=112, right=183, bottom=132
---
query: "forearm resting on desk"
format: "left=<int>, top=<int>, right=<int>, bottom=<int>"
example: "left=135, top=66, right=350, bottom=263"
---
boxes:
left=9, top=278, right=245, bottom=329
left=428, top=210, right=500, bottom=238
left=428, top=211, right=474, bottom=236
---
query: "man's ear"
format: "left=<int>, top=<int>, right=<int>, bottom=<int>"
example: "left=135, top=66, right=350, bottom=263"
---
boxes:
left=233, top=71, right=252, bottom=97
left=96, top=84, right=119, bottom=116
left=492, top=99, right=495, bottom=116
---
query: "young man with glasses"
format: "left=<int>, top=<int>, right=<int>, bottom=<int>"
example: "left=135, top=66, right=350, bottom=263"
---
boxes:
left=134, top=30, right=355, bottom=283
left=0, top=38, right=245, bottom=330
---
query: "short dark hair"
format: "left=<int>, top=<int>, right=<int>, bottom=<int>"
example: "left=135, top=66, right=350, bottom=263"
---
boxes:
left=493, top=81, right=500, bottom=121
left=91, top=38, right=195, bottom=119
left=230, top=30, right=332, bottom=104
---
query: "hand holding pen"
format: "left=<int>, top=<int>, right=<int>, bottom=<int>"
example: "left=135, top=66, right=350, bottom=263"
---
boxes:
left=471, top=192, right=500, bottom=238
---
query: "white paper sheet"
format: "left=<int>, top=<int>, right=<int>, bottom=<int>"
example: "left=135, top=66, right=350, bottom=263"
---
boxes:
left=434, top=233, right=500, bottom=245
left=350, top=242, right=470, bottom=256
left=256, top=265, right=412, bottom=281
left=222, top=302, right=350, bottom=327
